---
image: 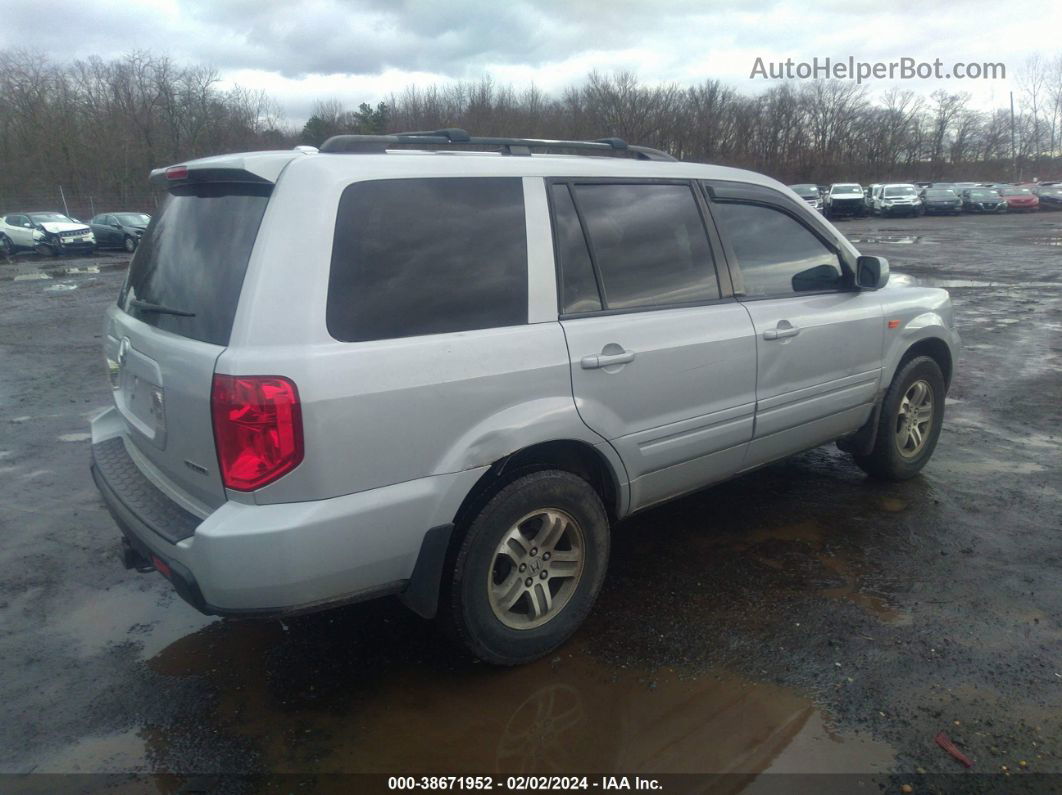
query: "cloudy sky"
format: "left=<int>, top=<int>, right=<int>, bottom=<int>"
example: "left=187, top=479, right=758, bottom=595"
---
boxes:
left=3, top=0, right=1059, bottom=124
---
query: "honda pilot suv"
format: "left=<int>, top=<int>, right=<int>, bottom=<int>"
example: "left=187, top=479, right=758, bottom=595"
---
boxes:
left=91, top=131, right=959, bottom=665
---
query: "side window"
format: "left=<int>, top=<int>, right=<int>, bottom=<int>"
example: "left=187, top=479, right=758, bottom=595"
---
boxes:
left=573, top=183, right=719, bottom=310
left=327, top=177, right=528, bottom=342
left=549, top=183, right=601, bottom=314
left=711, top=202, right=844, bottom=297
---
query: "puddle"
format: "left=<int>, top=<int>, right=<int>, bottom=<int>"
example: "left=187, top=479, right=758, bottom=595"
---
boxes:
left=849, top=235, right=937, bottom=245
left=144, top=622, right=895, bottom=776
left=877, top=496, right=906, bottom=512
left=57, top=432, right=91, bottom=442
left=51, top=583, right=216, bottom=659
left=734, top=520, right=910, bottom=625
left=818, top=555, right=912, bottom=626
left=890, top=274, right=996, bottom=289
left=1031, top=236, right=1062, bottom=247
left=44, top=282, right=78, bottom=292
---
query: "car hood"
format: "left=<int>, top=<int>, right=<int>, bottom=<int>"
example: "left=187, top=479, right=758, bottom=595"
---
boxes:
left=39, top=221, right=90, bottom=234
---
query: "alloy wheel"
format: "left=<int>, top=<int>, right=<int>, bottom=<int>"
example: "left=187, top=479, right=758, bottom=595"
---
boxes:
left=487, top=508, right=585, bottom=630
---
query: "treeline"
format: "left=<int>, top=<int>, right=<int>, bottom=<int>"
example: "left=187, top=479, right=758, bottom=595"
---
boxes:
left=0, top=50, right=285, bottom=217
left=2, top=49, right=1062, bottom=219
left=309, top=66, right=1062, bottom=184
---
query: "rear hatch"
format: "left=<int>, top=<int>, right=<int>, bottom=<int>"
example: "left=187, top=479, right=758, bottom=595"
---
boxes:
left=105, top=181, right=272, bottom=510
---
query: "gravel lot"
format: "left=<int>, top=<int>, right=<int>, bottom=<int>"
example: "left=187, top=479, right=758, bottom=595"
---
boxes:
left=1, top=211, right=1060, bottom=792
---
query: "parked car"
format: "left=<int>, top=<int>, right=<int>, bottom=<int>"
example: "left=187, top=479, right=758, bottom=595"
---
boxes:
left=920, top=188, right=963, bottom=215
left=824, top=183, right=866, bottom=218
left=1032, top=185, right=1062, bottom=209
left=864, top=184, right=881, bottom=213
left=0, top=211, right=95, bottom=257
left=961, top=189, right=1008, bottom=213
left=872, top=184, right=922, bottom=217
left=90, top=212, right=151, bottom=252
left=90, top=132, right=959, bottom=665
left=997, top=186, right=1040, bottom=212
left=788, top=183, right=823, bottom=212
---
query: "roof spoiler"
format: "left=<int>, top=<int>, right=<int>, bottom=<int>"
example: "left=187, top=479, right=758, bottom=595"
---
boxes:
left=318, top=129, right=677, bottom=162
left=148, top=150, right=309, bottom=188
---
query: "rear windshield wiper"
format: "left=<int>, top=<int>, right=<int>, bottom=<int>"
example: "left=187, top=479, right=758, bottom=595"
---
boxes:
left=128, top=298, right=196, bottom=317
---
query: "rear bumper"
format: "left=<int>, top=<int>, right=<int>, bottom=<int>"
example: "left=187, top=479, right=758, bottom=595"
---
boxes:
left=90, top=407, right=486, bottom=615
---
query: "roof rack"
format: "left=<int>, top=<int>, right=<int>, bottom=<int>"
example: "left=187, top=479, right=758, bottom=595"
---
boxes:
left=317, top=128, right=677, bottom=161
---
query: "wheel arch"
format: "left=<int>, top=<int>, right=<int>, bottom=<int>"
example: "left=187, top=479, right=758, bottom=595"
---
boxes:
left=400, top=438, right=625, bottom=620
left=454, top=438, right=624, bottom=530
left=898, top=335, right=953, bottom=391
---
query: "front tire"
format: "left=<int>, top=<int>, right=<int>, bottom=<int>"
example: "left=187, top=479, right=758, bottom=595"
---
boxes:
left=443, top=470, right=610, bottom=665
left=854, top=356, right=945, bottom=480
left=0, top=236, right=11, bottom=259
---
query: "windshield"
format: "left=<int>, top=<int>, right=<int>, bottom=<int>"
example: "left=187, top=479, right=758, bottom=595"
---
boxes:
left=831, top=184, right=861, bottom=194
left=115, top=213, right=151, bottom=226
left=1001, top=188, right=1031, bottom=195
left=29, top=212, right=75, bottom=224
left=790, top=185, right=818, bottom=197
left=968, top=191, right=996, bottom=199
left=926, top=190, right=957, bottom=198
left=119, top=183, right=271, bottom=346
left=884, top=186, right=917, bottom=197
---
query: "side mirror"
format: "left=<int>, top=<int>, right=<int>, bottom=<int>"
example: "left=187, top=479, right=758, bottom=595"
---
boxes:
left=856, top=255, right=890, bottom=290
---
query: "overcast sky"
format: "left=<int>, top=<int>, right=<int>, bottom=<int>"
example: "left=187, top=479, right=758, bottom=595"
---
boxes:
left=3, top=0, right=1059, bottom=125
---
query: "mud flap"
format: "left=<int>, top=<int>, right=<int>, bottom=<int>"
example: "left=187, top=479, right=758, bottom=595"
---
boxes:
left=838, top=395, right=884, bottom=456
left=399, top=523, right=455, bottom=619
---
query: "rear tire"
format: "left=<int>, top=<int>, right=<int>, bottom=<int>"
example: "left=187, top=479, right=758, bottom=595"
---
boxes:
left=854, top=356, right=945, bottom=480
left=123, top=236, right=137, bottom=253
left=442, top=470, right=610, bottom=665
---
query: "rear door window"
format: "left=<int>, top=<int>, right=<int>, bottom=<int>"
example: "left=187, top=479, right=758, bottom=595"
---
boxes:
left=119, top=182, right=271, bottom=346
left=327, top=177, right=528, bottom=342
left=571, top=183, right=719, bottom=310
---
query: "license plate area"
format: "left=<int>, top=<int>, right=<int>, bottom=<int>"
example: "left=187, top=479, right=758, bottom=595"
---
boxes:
left=115, top=343, right=167, bottom=448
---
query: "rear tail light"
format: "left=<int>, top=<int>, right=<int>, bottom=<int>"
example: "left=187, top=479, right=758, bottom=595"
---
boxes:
left=165, top=165, right=189, bottom=180
left=211, top=375, right=303, bottom=491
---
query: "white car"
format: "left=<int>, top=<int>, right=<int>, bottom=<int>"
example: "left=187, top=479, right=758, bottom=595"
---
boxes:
left=0, top=211, right=96, bottom=257
left=872, top=184, right=923, bottom=217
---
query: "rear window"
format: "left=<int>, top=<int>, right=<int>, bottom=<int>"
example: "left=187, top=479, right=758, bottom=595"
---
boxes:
left=119, top=183, right=270, bottom=346
left=327, top=177, right=527, bottom=342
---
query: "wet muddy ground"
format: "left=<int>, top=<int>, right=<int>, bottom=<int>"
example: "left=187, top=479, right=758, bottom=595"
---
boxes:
left=1, top=211, right=1060, bottom=792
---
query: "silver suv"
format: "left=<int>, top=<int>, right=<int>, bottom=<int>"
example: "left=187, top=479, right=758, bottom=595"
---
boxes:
left=91, top=131, right=960, bottom=665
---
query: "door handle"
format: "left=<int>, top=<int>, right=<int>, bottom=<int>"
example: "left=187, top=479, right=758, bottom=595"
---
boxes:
left=763, top=323, right=800, bottom=340
left=581, top=349, right=636, bottom=369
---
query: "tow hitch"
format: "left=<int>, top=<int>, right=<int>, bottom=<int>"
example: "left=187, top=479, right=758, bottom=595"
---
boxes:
left=120, top=537, right=154, bottom=573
